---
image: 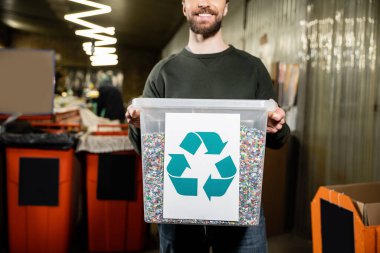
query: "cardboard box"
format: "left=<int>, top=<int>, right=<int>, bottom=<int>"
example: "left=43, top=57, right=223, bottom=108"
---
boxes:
left=311, top=182, right=380, bottom=253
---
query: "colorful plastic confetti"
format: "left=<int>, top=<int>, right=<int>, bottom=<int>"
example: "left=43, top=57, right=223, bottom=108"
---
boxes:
left=141, top=125, right=266, bottom=226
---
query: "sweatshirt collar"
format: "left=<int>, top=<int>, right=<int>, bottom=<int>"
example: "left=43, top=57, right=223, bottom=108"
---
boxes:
left=182, top=45, right=234, bottom=59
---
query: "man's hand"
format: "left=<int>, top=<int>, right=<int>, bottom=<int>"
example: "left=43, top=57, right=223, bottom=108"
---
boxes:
left=267, top=100, right=286, bottom=134
left=126, top=105, right=141, bottom=128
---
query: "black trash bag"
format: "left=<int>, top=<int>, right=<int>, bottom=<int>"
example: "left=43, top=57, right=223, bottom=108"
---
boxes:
left=0, top=133, right=76, bottom=150
left=4, top=120, right=44, bottom=134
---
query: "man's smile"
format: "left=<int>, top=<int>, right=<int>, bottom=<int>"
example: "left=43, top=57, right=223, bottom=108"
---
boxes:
left=196, top=13, right=214, bottom=21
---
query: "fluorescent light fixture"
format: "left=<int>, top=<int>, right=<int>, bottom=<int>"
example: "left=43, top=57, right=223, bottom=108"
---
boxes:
left=90, top=54, right=118, bottom=66
left=64, top=0, right=118, bottom=66
left=75, top=27, right=115, bottom=36
left=75, top=31, right=117, bottom=45
left=84, top=47, right=117, bottom=56
left=64, top=0, right=111, bottom=29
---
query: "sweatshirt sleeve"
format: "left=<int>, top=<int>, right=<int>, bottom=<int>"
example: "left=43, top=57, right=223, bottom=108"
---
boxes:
left=128, top=125, right=142, bottom=155
left=255, top=59, right=290, bottom=149
left=128, top=61, right=166, bottom=155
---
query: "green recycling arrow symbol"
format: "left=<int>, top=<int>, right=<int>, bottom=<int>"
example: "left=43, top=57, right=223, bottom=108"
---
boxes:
left=203, top=156, right=236, bottom=200
left=167, top=154, right=197, bottom=196
left=167, top=154, right=190, bottom=177
left=167, top=132, right=237, bottom=201
left=180, top=132, right=228, bottom=155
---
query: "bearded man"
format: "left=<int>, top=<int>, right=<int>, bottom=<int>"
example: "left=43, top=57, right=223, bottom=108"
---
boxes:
left=127, top=0, right=290, bottom=252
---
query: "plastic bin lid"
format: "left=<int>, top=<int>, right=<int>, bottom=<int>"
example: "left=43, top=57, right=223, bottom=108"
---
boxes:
left=132, top=98, right=277, bottom=111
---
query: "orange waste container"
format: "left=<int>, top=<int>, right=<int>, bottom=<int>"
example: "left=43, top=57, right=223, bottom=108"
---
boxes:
left=6, top=147, right=75, bottom=253
left=86, top=150, right=145, bottom=252
left=0, top=145, right=5, bottom=248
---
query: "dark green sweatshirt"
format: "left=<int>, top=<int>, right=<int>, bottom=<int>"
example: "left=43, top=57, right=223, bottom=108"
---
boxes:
left=129, top=46, right=290, bottom=154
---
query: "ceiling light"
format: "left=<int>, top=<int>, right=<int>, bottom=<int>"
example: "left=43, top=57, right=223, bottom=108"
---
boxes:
left=90, top=54, right=118, bottom=66
left=83, top=47, right=117, bottom=56
left=75, top=31, right=117, bottom=45
left=64, top=0, right=118, bottom=66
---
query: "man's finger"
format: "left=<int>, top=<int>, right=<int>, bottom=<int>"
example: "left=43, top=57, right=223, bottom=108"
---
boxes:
left=126, top=105, right=138, bottom=118
left=270, top=113, right=282, bottom=121
left=267, top=126, right=277, bottom=133
left=267, top=119, right=276, bottom=127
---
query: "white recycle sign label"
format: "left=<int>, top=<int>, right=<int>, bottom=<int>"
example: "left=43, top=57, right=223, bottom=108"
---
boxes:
left=163, top=113, right=240, bottom=221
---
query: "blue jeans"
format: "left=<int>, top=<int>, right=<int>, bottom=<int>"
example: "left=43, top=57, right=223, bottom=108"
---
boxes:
left=158, top=210, right=268, bottom=253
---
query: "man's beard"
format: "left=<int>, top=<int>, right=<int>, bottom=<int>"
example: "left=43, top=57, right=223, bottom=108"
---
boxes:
left=188, top=8, right=223, bottom=38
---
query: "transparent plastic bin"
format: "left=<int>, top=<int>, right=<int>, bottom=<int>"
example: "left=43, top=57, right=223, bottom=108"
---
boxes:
left=132, top=98, right=276, bottom=226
